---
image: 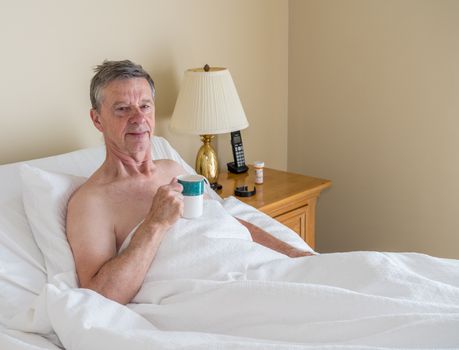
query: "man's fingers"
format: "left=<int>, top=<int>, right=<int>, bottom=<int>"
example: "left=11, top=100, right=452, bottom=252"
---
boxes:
left=169, top=177, right=183, bottom=192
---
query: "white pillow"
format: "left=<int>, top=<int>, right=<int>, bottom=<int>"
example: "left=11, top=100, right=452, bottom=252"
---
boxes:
left=20, top=164, right=85, bottom=287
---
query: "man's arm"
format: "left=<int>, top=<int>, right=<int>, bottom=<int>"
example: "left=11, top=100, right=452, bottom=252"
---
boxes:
left=236, top=218, right=314, bottom=258
left=66, top=179, right=183, bottom=305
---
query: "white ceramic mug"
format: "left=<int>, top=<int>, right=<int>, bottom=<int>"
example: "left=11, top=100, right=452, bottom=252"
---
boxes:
left=177, top=174, right=209, bottom=219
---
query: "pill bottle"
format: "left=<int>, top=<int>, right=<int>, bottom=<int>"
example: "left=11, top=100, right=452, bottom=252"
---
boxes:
left=254, top=161, right=264, bottom=185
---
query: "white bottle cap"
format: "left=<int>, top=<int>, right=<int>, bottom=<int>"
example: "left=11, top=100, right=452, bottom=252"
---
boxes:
left=254, top=161, right=264, bottom=168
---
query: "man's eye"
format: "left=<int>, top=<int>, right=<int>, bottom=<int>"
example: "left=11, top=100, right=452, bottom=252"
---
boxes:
left=116, top=107, right=128, bottom=112
left=141, top=105, right=151, bottom=110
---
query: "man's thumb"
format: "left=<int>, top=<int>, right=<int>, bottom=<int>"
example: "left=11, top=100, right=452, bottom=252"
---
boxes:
left=170, top=177, right=179, bottom=184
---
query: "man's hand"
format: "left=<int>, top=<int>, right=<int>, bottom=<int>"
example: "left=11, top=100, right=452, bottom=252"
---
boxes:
left=145, top=178, right=184, bottom=228
left=286, top=247, right=315, bottom=258
left=237, top=218, right=314, bottom=258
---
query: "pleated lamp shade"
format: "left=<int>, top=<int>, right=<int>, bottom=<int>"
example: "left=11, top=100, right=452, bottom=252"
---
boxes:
left=170, top=67, right=249, bottom=135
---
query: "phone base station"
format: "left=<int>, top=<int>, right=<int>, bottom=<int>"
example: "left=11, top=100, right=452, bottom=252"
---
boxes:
left=227, top=162, right=248, bottom=174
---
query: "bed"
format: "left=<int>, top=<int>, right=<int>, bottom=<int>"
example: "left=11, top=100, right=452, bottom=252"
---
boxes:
left=1, top=136, right=458, bottom=350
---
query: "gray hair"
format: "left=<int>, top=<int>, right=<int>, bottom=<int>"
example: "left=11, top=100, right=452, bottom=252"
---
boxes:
left=90, top=60, right=155, bottom=110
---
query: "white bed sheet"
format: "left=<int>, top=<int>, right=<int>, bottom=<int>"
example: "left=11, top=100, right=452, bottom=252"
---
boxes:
left=1, top=138, right=459, bottom=349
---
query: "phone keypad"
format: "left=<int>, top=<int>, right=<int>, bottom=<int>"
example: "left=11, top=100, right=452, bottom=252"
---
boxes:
left=235, top=146, right=245, bottom=166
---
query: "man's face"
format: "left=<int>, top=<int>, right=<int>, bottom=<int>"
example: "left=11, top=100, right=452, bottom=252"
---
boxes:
left=91, top=77, right=155, bottom=156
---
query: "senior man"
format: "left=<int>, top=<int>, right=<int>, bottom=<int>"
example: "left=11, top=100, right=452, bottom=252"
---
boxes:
left=66, top=60, right=311, bottom=305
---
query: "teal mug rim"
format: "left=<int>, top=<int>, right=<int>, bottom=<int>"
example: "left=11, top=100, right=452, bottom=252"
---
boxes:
left=177, top=174, right=209, bottom=196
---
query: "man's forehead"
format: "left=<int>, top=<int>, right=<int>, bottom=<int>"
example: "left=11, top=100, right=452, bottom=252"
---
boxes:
left=101, top=78, right=153, bottom=102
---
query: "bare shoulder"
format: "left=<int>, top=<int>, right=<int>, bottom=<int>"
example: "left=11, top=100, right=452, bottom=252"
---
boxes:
left=66, top=179, right=112, bottom=244
left=67, top=179, right=107, bottom=220
left=154, top=159, right=187, bottom=178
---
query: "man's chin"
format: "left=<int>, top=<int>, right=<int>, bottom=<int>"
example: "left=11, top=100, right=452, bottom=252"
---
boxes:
left=126, top=138, right=151, bottom=153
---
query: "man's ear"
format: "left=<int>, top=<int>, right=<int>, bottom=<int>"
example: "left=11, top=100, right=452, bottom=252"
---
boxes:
left=90, top=109, right=104, bottom=132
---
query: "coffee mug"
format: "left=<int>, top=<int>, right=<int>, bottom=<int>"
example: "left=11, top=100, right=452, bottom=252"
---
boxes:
left=177, top=174, right=209, bottom=219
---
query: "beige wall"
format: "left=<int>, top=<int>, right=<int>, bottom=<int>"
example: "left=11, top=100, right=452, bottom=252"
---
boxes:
left=289, top=0, right=459, bottom=258
left=0, top=0, right=288, bottom=171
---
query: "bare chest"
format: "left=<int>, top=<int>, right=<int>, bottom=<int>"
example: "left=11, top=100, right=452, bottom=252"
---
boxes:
left=106, top=181, right=161, bottom=250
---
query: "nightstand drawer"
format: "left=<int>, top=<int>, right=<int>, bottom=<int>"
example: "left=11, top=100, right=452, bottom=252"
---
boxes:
left=274, top=206, right=307, bottom=243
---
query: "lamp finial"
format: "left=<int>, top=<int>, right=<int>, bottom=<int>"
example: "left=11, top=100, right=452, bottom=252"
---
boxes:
left=203, top=64, right=210, bottom=72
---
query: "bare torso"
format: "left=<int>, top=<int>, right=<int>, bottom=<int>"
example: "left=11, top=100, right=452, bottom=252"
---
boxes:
left=77, top=160, right=180, bottom=251
left=66, top=156, right=185, bottom=304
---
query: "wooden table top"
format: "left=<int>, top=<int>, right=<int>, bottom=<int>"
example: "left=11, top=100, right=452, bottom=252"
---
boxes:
left=217, top=165, right=331, bottom=211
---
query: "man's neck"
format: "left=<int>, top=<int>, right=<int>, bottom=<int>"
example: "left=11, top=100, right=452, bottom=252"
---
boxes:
left=102, top=146, right=155, bottom=178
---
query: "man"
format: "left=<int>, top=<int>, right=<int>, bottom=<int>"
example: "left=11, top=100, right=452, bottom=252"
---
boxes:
left=66, top=60, right=311, bottom=305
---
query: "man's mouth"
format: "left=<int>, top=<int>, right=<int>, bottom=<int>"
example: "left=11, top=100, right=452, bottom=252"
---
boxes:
left=126, top=131, right=149, bottom=138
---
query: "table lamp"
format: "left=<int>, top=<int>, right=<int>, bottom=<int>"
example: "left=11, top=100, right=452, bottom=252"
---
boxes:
left=170, top=64, right=249, bottom=190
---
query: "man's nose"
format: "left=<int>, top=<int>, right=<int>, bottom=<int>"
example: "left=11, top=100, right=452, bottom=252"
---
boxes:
left=129, top=107, right=146, bottom=124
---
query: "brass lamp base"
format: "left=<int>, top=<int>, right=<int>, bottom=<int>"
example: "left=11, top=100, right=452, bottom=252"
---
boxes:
left=195, top=135, right=222, bottom=190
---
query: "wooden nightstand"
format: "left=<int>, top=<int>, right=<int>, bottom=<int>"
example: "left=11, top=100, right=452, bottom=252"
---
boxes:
left=217, top=166, right=331, bottom=249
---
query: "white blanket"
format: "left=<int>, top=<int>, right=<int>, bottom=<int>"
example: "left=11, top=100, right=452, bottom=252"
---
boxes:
left=9, top=200, right=459, bottom=349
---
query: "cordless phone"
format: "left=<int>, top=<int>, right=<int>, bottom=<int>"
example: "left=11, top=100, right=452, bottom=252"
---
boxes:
left=227, top=130, right=249, bottom=174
